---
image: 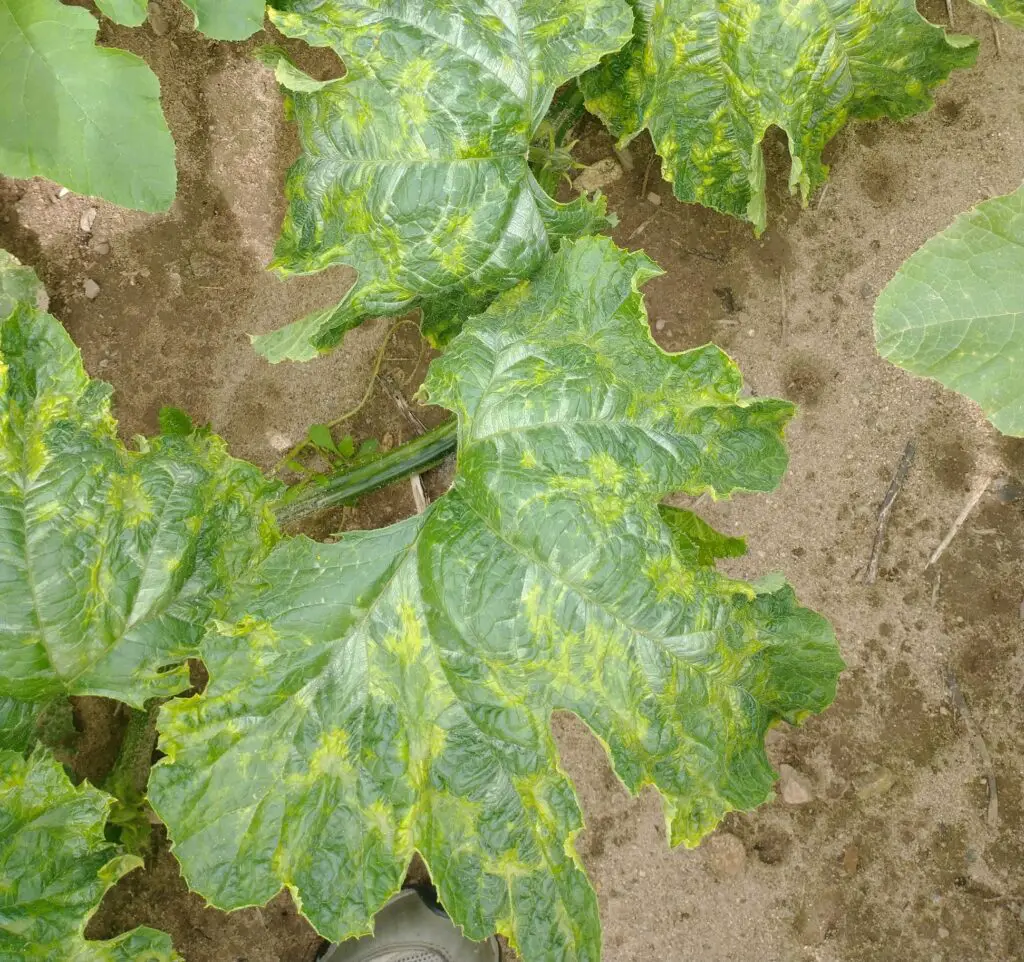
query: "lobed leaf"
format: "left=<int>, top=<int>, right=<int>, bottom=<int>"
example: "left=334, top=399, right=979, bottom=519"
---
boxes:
left=151, top=236, right=843, bottom=961
left=252, top=0, right=634, bottom=361
left=875, top=184, right=1024, bottom=436
left=0, top=749, right=180, bottom=962
left=0, top=251, right=281, bottom=711
left=0, top=0, right=176, bottom=212
left=580, top=0, right=977, bottom=232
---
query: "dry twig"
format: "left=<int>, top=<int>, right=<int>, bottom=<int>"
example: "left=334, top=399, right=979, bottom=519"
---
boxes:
left=639, top=154, right=656, bottom=199
left=945, top=667, right=999, bottom=829
left=863, top=439, right=917, bottom=584
left=410, top=474, right=428, bottom=514
left=380, top=374, right=427, bottom=433
left=926, top=475, right=992, bottom=568
left=779, top=271, right=789, bottom=346
left=945, top=0, right=955, bottom=27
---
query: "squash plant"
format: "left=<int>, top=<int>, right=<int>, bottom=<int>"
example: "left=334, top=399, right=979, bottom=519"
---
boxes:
left=875, top=183, right=1024, bottom=437
left=0, top=243, right=842, bottom=960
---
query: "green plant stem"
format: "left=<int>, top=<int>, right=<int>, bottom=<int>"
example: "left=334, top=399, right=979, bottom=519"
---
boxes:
left=104, top=703, right=160, bottom=802
left=276, top=419, right=458, bottom=525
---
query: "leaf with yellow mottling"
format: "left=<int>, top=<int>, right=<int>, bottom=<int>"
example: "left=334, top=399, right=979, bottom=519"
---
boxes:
left=581, top=0, right=977, bottom=231
left=0, top=251, right=280, bottom=715
left=252, top=0, right=634, bottom=361
left=0, top=749, right=181, bottom=960
left=151, top=237, right=842, bottom=962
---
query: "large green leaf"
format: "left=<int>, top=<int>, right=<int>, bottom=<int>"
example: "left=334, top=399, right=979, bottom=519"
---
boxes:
left=252, top=0, right=634, bottom=362
left=94, top=0, right=148, bottom=25
left=0, top=697, right=38, bottom=753
left=182, top=0, right=266, bottom=39
left=0, top=251, right=280, bottom=709
left=0, top=749, right=180, bottom=961
left=875, top=185, right=1024, bottom=437
left=968, top=0, right=1024, bottom=25
left=580, top=0, right=977, bottom=232
left=151, top=237, right=842, bottom=960
left=0, top=0, right=176, bottom=212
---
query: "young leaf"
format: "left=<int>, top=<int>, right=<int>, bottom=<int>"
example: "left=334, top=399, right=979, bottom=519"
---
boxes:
left=968, top=0, right=1024, bottom=25
left=181, top=0, right=265, bottom=40
left=580, top=0, right=977, bottom=232
left=308, top=423, right=339, bottom=454
left=875, top=184, right=1024, bottom=437
left=0, top=0, right=176, bottom=212
left=158, top=405, right=195, bottom=437
left=0, top=749, right=181, bottom=961
left=94, top=0, right=149, bottom=26
left=0, top=251, right=281, bottom=710
left=151, top=237, right=842, bottom=961
left=336, top=434, right=356, bottom=459
left=251, top=0, right=635, bottom=362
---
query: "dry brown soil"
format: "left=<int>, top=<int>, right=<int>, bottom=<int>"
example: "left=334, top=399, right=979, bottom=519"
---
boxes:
left=2, top=1, right=1023, bottom=960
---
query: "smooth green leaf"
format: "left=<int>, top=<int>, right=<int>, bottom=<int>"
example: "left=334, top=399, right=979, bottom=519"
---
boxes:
left=308, top=423, right=338, bottom=454
left=580, top=0, right=977, bottom=232
left=336, top=434, right=356, bottom=458
left=0, top=697, right=38, bottom=753
left=357, top=438, right=379, bottom=457
left=151, top=237, right=842, bottom=960
left=181, top=0, right=265, bottom=40
left=157, top=405, right=195, bottom=437
left=252, top=0, right=634, bottom=362
left=0, top=749, right=180, bottom=962
left=968, top=0, right=1024, bottom=25
left=0, top=0, right=176, bottom=212
left=94, top=0, right=148, bottom=25
left=0, top=251, right=281, bottom=708
left=875, top=185, right=1024, bottom=436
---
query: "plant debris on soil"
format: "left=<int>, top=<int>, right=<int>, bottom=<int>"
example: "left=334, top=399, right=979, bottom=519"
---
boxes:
left=2, top=1, right=1022, bottom=960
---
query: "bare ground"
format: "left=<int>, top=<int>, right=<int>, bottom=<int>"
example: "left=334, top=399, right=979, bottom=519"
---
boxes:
left=2, top=1, right=1023, bottom=960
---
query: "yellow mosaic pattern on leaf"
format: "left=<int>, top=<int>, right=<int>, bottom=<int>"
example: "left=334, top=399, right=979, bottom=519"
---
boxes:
left=581, top=0, right=978, bottom=231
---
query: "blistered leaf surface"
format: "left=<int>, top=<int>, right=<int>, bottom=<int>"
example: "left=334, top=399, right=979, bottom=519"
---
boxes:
left=253, top=0, right=633, bottom=361
left=0, top=0, right=176, bottom=211
left=0, top=697, right=38, bottom=753
left=152, top=237, right=842, bottom=961
left=0, top=750, right=180, bottom=961
left=875, top=185, right=1024, bottom=436
left=581, top=0, right=976, bottom=231
left=0, top=251, right=280, bottom=708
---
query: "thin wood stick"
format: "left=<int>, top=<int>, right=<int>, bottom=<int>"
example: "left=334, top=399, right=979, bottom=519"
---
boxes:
left=992, top=20, right=1002, bottom=57
left=945, top=667, right=999, bottom=829
left=380, top=374, right=427, bottom=432
left=864, top=439, right=917, bottom=584
left=779, top=271, right=788, bottom=346
left=926, top=475, right=992, bottom=568
left=945, top=0, right=955, bottom=27
left=410, top=474, right=428, bottom=514
left=640, top=154, right=656, bottom=199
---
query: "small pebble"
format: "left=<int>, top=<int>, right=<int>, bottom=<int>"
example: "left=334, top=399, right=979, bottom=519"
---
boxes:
left=707, top=832, right=746, bottom=879
left=57, top=187, right=70, bottom=199
left=83, top=278, right=101, bottom=299
left=842, top=843, right=860, bottom=875
left=93, top=241, right=111, bottom=257
left=654, top=318, right=666, bottom=332
left=938, top=927, right=950, bottom=939
left=778, top=763, right=814, bottom=805
left=573, top=158, right=623, bottom=193
left=854, top=766, right=895, bottom=799
left=148, top=1, right=171, bottom=35
left=647, top=192, right=662, bottom=206
left=80, top=207, right=98, bottom=233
